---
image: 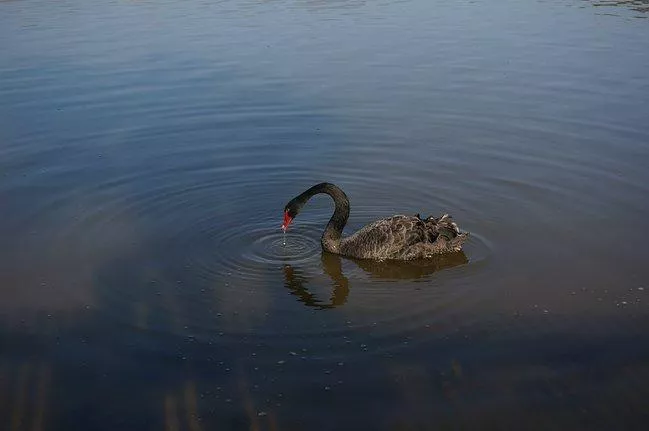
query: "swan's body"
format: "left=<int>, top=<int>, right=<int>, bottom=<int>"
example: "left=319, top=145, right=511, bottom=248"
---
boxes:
left=282, top=183, right=468, bottom=260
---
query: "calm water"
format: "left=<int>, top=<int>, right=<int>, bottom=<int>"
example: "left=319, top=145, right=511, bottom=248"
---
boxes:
left=2, top=0, right=649, bottom=429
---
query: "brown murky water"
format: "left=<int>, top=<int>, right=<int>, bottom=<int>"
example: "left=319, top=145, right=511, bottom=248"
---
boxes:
left=1, top=0, right=649, bottom=429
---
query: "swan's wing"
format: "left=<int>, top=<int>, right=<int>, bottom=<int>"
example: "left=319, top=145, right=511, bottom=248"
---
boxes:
left=340, top=215, right=428, bottom=260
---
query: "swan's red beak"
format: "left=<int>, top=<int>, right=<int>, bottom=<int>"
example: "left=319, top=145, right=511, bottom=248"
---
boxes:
left=282, top=211, right=293, bottom=232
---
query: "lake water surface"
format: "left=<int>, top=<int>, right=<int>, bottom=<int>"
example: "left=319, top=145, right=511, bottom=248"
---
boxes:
left=2, top=0, right=649, bottom=429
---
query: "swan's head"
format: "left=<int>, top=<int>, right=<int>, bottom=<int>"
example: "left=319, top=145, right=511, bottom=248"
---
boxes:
left=282, top=198, right=303, bottom=232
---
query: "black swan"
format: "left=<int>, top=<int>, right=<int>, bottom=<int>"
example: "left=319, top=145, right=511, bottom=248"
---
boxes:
left=281, top=182, right=468, bottom=260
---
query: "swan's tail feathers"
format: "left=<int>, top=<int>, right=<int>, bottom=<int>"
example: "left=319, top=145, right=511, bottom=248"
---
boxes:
left=426, top=214, right=469, bottom=251
left=425, top=213, right=452, bottom=223
left=448, top=232, right=469, bottom=251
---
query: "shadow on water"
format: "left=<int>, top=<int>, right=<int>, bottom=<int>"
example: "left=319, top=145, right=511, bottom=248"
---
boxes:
left=283, top=251, right=468, bottom=309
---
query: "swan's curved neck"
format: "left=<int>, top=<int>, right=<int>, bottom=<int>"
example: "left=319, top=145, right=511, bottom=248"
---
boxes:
left=296, top=183, right=349, bottom=253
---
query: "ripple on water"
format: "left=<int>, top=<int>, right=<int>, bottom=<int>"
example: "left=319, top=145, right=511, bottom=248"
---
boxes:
left=194, top=221, right=324, bottom=282
left=69, top=164, right=496, bottom=333
left=12, top=148, right=497, bottom=348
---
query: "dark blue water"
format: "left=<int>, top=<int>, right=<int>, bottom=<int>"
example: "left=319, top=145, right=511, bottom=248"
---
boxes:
left=2, top=0, right=649, bottom=429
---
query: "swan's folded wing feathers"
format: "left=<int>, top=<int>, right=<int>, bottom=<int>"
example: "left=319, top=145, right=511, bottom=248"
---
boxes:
left=340, top=215, right=429, bottom=259
left=340, top=214, right=469, bottom=260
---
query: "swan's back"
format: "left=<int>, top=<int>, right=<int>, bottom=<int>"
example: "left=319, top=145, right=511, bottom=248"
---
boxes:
left=339, top=214, right=467, bottom=260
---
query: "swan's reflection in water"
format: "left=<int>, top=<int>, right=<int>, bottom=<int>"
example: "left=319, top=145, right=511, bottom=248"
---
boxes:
left=283, top=251, right=468, bottom=309
left=283, top=253, right=350, bottom=310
